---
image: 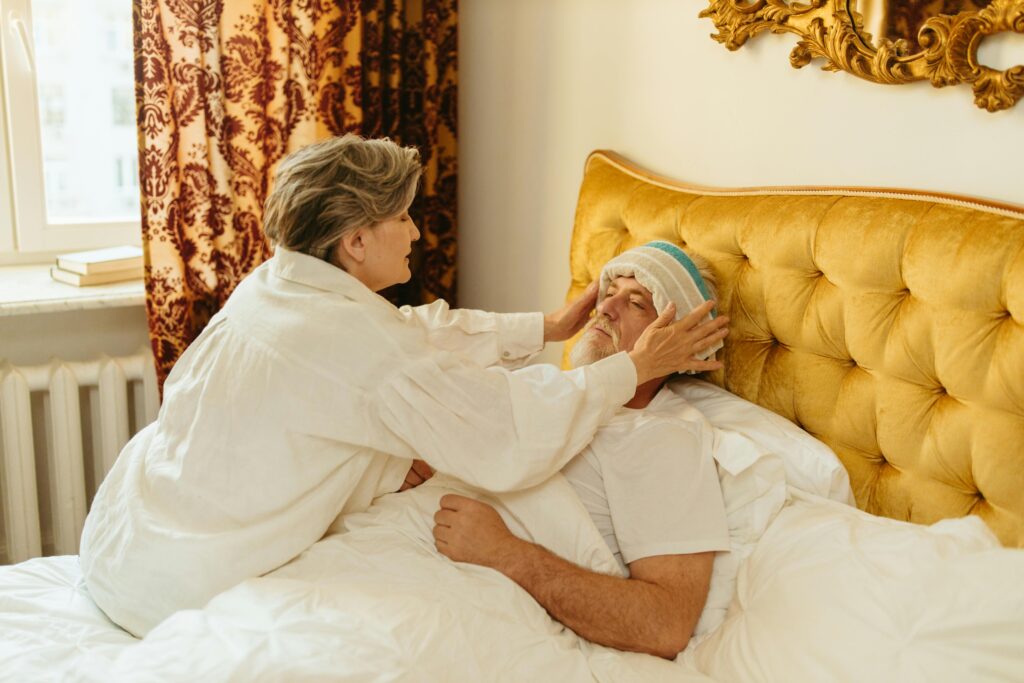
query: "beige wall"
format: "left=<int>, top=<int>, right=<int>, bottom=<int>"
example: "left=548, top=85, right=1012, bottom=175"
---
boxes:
left=457, top=0, right=1024, bottom=364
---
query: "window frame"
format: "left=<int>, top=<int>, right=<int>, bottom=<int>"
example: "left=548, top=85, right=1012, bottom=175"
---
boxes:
left=0, top=0, right=141, bottom=263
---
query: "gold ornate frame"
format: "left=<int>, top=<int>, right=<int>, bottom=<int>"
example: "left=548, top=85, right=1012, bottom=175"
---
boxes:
left=700, top=0, right=1024, bottom=112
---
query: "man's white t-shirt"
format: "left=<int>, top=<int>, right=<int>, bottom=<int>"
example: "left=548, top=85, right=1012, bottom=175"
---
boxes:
left=562, top=387, right=730, bottom=574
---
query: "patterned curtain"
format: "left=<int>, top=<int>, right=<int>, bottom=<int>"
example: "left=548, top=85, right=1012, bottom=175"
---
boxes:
left=134, top=0, right=457, bottom=388
left=361, top=0, right=458, bottom=308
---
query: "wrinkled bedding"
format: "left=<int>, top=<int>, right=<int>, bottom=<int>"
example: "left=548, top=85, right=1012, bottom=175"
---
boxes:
left=0, top=475, right=714, bottom=683
left=687, top=492, right=1024, bottom=683
left=2, top=474, right=1022, bottom=683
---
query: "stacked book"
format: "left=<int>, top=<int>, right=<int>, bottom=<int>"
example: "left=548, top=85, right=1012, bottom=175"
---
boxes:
left=51, top=245, right=144, bottom=286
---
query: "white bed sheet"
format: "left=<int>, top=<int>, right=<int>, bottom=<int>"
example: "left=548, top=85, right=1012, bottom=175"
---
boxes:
left=2, top=481, right=1021, bottom=683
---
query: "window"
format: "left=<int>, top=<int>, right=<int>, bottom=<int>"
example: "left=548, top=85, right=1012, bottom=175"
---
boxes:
left=40, top=84, right=63, bottom=126
left=111, top=88, right=134, bottom=127
left=0, top=0, right=140, bottom=261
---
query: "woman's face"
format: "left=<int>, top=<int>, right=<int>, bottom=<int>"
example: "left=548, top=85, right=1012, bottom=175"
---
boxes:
left=362, top=211, right=421, bottom=291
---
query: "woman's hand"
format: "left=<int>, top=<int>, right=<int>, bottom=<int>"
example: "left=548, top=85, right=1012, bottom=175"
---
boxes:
left=543, top=282, right=598, bottom=343
left=628, top=300, right=729, bottom=384
left=398, top=460, right=434, bottom=492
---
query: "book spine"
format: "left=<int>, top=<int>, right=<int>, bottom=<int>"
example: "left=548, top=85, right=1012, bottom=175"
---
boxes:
left=55, top=259, right=89, bottom=275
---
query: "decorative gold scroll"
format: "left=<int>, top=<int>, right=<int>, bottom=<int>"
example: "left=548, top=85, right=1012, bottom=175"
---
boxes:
left=699, top=0, right=1024, bottom=112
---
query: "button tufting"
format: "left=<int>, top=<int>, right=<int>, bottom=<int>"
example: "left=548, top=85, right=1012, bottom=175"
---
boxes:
left=970, top=494, right=986, bottom=513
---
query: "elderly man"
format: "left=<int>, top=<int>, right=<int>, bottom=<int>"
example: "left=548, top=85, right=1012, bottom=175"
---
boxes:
left=432, top=242, right=731, bottom=659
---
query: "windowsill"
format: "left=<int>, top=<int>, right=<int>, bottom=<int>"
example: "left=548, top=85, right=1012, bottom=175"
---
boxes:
left=0, top=263, right=145, bottom=317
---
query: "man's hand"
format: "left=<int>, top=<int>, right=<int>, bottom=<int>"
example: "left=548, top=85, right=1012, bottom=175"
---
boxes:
left=629, top=300, right=729, bottom=384
left=543, top=282, right=598, bottom=343
left=433, top=494, right=519, bottom=569
left=398, top=460, right=434, bottom=492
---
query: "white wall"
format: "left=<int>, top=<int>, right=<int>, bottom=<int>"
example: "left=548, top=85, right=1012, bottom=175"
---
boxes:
left=458, top=0, right=1024, bottom=364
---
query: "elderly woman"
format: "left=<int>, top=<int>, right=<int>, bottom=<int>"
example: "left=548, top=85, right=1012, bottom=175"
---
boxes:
left=79, top=135, right=729, bottom=637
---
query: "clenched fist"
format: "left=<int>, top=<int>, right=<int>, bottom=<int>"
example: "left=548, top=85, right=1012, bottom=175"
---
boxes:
left=432, top=494, right=520, bottom=570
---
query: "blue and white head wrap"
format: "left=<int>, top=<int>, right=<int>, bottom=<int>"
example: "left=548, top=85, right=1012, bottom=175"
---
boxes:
left=598, top=241, right=723, bottom=362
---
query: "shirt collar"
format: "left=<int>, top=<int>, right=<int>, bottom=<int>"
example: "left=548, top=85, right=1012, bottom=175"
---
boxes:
left=269, top=246, right=403, bottom=318
left=615, top=382, right=676, bottom=417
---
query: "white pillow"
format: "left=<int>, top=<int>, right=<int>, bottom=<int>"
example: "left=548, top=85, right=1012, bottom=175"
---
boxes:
left=688, top=494, right=1022, bottom=683
left=669, top=378, right=854, bottom=505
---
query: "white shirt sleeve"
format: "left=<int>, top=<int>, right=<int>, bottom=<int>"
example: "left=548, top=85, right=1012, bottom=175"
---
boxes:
left=370, top=350, right=639, bottom=493
left=397, top=299, right=544, bottom=369
left=598, top=419, right=730, bottom=565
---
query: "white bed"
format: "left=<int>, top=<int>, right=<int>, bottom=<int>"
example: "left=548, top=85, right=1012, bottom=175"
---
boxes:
left=2, top=478, right=1020, bottom=682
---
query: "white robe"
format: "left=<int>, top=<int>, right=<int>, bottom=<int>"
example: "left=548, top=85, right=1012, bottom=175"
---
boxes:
left=79, top=248, right=638, bottom=636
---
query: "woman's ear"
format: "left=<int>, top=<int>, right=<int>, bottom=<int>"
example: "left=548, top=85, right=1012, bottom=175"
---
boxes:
left=338, top=227, right=369, bottom=264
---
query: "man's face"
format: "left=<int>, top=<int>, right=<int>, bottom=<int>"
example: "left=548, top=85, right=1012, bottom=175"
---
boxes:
left=570, top=276, right=659, bottom=367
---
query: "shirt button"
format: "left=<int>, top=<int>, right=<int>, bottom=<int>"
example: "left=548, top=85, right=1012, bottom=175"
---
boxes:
left=502, top=351, right=512, bottom=358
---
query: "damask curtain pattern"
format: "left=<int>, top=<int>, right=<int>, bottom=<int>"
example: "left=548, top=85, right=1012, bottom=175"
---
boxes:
left=134, top=0, right=457, bottom=387
left=361, top=0, right=458, bottom=307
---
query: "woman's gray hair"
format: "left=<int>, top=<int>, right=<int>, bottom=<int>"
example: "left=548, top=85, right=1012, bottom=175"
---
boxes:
left=263, top=134, right=422, bottom=261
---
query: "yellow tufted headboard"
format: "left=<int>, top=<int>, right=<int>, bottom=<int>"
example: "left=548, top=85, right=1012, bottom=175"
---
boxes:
left=565, top=151, right=1024, bottom=547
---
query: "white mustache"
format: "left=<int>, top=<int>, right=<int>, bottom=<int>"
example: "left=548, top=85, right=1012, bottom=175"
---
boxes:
left=584, top=315, right=620, bottom=350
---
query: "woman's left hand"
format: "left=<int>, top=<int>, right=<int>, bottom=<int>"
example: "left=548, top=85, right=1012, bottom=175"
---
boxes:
left=543, top=281, right=598, bottom=343
left=398, top=460, right=435, bottom=492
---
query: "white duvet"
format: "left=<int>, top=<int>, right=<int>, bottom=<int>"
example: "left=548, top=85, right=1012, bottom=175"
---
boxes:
left=1, top=475, right=712, bottom=683
left=2, top=476, right=1022, bottom=683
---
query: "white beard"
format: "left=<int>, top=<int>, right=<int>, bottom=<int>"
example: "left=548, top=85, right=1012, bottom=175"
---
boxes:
left=569, top=319, right=619, bottom=368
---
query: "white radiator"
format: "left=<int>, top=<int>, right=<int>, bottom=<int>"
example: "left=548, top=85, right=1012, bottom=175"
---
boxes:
left=0, top=349, right=159, bottom=564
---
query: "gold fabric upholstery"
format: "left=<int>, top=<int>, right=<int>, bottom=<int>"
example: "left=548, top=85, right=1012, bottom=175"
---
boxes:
left=565, top=151, right=1024, bottom=547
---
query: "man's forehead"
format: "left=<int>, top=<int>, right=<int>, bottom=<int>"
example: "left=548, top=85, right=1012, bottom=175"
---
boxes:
left=607, top=276, right=653, bottom=300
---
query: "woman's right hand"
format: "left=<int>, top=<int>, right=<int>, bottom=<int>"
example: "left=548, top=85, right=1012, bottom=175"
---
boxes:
left=628, top=301, right=729, bottom=384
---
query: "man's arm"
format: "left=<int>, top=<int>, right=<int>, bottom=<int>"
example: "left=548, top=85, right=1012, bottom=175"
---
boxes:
left=433, top=494, right=714, bottom=659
